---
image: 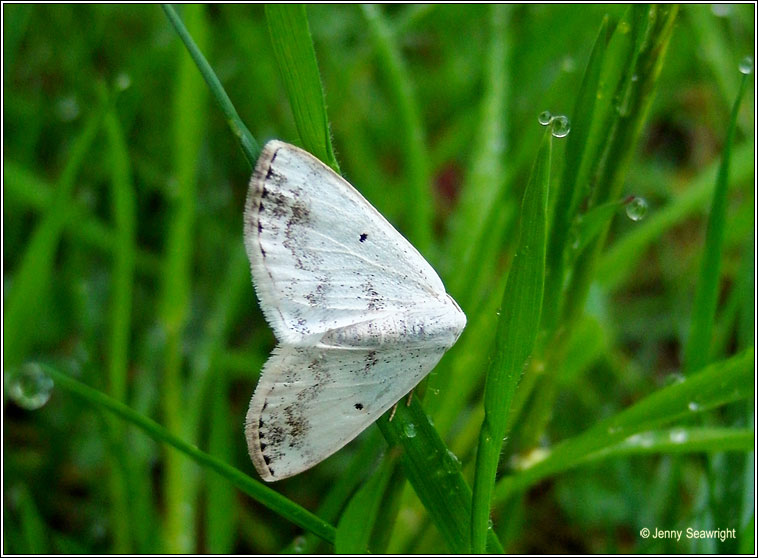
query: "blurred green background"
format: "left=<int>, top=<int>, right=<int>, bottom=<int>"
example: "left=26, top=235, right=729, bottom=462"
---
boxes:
left=3, top=4, right=754, bottom=554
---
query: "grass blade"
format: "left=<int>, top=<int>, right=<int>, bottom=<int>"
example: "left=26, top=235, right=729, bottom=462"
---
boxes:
left=377, top=399, right=504, bottom=553
left=3, top=107, right=104, bottom=370
left=335, top=458, right=394, bottom=554
left=597, top=141, right=753, bottom=290
left=361, top=4, right=433, bottom=254
left=162, top=3, right=259, bottom=166
left=494, top=347, right=754, bottom=503
left=265, top=4, right=340, bottom=172
left=160, top=5, right=208, bottom=551
left=682, top=69, right=750, bottom=374
left=471, top=130, right=551, bottom=553
left=41, top=364, right=337, bottom=545
left=104, top=98, right=138, bottom=553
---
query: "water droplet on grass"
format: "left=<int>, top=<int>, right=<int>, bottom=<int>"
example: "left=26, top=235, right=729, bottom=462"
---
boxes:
left=538, top=110, right=553, bottom=125
left=625, top=197, right=648, bottom=221
left=6, top=363, right=54, bottom=410
left=550, top=115, right=571, bottom=137
left=739, top=55, right=753, bottom=75
left=404, top=423, right=417, bottom=438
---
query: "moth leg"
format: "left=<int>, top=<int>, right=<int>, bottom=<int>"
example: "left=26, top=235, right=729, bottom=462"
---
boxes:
left=389, top=400, right=400, bottom=421
left=388, top=389, right=415, bottom=422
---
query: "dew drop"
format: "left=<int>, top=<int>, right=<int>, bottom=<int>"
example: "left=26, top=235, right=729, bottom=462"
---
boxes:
left=739, top=55, right=754, bottom=75
left=711, top=4, right=733, bottom=17
left=538, top=110, right=553, bottom=126
left=445, top=449, right=462, bottom=473
left=115, top=72, right=132, bottom=91
left=625, top=196, right=648, bottom=221
left=56, top=95, right=80, bottom=122
left=6, top=363, right=54, bottom=410
left=669, top=429, right=688, bottom=443
left=403, top=423, right=417, bottom=438
left=292, top=536, right=307, bottom=553
left=688, top=401, right=700, bottom=412
left=550, top=115, right=571, bottom=138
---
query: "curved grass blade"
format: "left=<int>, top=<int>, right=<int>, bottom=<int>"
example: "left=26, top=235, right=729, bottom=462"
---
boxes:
left=471, top=130, right=551, bottom=553
left=41, top=364, right=337, bottom=545
left=265, top=4, right=340, bottom=173
left=598, top=142, right=753, bottom=290
left=493, top=347, right=754, bottom=503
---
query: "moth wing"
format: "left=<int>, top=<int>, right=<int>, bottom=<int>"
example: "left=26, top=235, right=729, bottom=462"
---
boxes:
left=245, top=343, right=448, bottom=481
left=244, top=140, right=447, bottom=344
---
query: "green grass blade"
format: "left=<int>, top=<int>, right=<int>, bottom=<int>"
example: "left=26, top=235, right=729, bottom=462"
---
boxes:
left=361, top=4, right=432, bottom=254
left=471, top=130, right=551, bottom=553
left=104, top=99, right=138, bottom=553
left=494, top=347, right=754, bottom=503
left=162, top=3, right=259, bottom=166
left=206, top=366, right=236, bottom=554
left=3, top=107, right=104, bottom=370
left=265, top=4, right=340, bottom=172
left=587, top=428, right=754, bottom=460
left=682, top=71, right=750, bottom=374
left=446, top=4, right=510, bottom=304
left=335, top=458, right=394, bottom=554
left=598, top=141, right=753, bottom=290
left=562, top=5, right=678, bottom=324
left=159, top=5, right=208, bottom=551
left=377, top=399, right=503, bottom=554
left=543, top=16, right=608, bottom=333
left=41, top=364, right=337, bottom=545
left=4, top=161, right=162, bottom=276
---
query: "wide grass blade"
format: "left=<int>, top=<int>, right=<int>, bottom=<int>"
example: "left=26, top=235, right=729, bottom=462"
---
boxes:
left=494, top=347, right=754, bottom=503
left=377, top=400, right=504, bottom=553
left=42, top=364, right=337, bottom=545
left=265, top=4, right=340, bottom=172
left=471, top=130, right=551, bottom=553
left=682, top=68, right=751, bottom=374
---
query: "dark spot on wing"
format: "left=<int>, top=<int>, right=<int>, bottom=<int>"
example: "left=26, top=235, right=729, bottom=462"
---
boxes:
left=359, top=233, right=368, bottom=242
left=355, top=403, right=364, bottom=410
left=258, top=221, right=263, bottom=233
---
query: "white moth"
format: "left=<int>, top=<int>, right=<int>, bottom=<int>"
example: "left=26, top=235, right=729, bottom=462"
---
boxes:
left=243, top=140, right=466, bottom=481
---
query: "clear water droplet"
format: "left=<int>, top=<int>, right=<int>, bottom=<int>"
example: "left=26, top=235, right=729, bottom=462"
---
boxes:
left=625, top=196, right=648, bottom=221
left=538, top=110, right=553, bottom=126
left=711, top=4, right=733, bottom=17
left=6, top=363, right=54, bottom=410
left=445, top=449, right=462, bottom=473
left=550, top=115, right=571, bottom=137
left=688, top=401, right=700, bottom=412
left=669, top=429, right=688, bottom=443
left=115, top=72, right=132, bottom=91
left=56, top=95, right=80, bottom=122
left=739, top=55, right=753, bottom=75
left=488, top=518, right=494, bottom=529
left=292, top=536, right=307, bottom=553
left=403, top=423, right=417, bottom=438
left=561, top=56, right=576, bottom=73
